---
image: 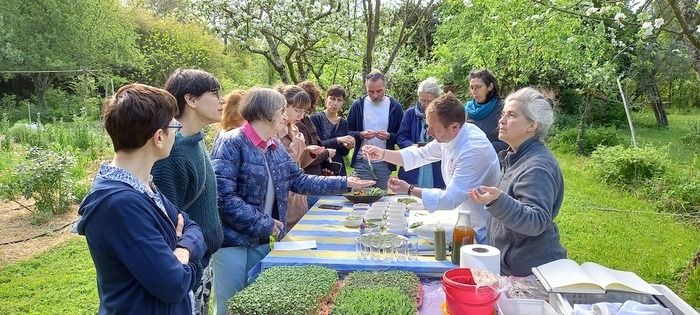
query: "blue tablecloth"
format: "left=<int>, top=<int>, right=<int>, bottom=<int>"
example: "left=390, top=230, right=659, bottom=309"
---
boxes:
left=259, top=195, right=455, bottom=277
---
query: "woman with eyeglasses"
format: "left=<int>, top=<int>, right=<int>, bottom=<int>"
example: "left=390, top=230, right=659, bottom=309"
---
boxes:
left=465, top=69, right=508, bottom=153
left=210, top=88, right=375, bottom=315
left=396, top=77, right=446, bottom=189
left=468, top=87, right=566, bottom=276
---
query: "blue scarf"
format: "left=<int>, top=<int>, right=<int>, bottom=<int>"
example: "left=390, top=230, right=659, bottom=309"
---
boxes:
left=465, top=97, right=498, bottom=121
left=414, top=102, right=430, bottom=143
left=414, top=103, right=434, bottom=187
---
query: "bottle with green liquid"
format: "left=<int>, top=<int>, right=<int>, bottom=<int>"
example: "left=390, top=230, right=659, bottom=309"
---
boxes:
left=434, top=220, right=446, bottom=261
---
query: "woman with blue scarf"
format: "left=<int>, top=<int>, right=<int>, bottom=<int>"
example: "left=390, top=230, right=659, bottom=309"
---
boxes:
left=396, top=78, right=446, bottom=189
left=465, top=69, right=508, bottom=153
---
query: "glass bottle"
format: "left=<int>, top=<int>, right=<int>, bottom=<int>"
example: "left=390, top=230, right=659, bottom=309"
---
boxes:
left=434, top=220, right=447, bottom=261
left=451, top=210, right=475, bottom=265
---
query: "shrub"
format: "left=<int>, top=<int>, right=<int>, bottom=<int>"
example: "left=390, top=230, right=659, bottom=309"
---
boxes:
left=590, top=145, right=667, bottom=187
left=38, top=88, right=84, bottom=121
left=331, top=287, right=415, bottom=315
left=10, top=148, right=78, bottom=224
left=0, top=113, right=10, bottom=150
left=46, top=115, right=102, bottom=152
left=7, top=122, right=48, bottom=148
left=685, top=261, right=700, bottom=308
left=656, top=175, right=700, bottom=215
left=681, top=120, right=700, bottom=149
left=227, top=266, right=338, bottom=315
left=549, top=127, right=621, bottom=155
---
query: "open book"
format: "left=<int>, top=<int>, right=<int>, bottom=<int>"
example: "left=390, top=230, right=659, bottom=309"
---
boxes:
left=532, top=259, right=661, bottom=295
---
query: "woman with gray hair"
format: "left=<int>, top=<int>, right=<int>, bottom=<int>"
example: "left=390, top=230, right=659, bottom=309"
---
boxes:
left=396, top=77, right=446, bottom=188
left=210, top=88, right=375, bottom=315
left=468, top=87, right=566, bottom=276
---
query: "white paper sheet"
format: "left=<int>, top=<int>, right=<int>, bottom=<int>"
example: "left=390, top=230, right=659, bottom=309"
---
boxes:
left=274, top=240, right=317, bottom=251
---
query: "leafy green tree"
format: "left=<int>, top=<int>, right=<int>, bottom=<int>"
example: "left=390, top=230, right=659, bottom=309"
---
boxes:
left=0, top=0, right=143, bottom=107
left=131, top=9, right=255, bottom=87
left=199, top=0, right=350, bottom=85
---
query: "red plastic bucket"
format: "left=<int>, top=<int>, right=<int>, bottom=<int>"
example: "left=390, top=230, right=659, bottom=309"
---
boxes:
left=442, top=268, right=499, bottom=315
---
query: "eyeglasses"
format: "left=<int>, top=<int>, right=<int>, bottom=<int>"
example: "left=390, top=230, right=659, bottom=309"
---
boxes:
left=167, top=122, right=183, bottom=131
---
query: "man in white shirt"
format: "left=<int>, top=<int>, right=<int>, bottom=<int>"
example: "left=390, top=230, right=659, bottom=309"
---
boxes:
left=363, top=93, right=500, bottom=243
left=347, top=70, right=404, bottom=190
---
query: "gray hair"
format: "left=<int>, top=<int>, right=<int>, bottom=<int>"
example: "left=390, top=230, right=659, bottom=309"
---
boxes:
left=238, top=88, right=285, bottom=122
left=505, top=87, right=555, bottom=138
left=417, top=77, right=441, bottom=98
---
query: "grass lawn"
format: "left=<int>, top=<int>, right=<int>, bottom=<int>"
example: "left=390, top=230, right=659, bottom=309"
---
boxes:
left=0, top=237, right=98, bottom=314
left=0, top=114, right=698, bottom=313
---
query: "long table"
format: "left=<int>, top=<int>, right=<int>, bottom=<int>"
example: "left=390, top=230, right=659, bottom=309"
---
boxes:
left=258, top=195, right=455, bottom=276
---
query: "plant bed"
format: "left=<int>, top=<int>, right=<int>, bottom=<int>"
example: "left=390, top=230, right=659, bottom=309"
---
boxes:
left=341, top=270, right=421, bottom=305
left=227, top=265, right=338, bottom=315
left=331, top=287, right=416, bottom=315
left=329, top=270, right=422, bottom=314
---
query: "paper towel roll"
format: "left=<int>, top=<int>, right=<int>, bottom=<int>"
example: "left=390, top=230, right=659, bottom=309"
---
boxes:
left=459, top=244, right=501, bottom=274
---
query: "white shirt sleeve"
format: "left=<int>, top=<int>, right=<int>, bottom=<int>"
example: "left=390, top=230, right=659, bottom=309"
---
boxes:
left=421, top=145, right=492, bottom=218
left=399, top=140, right=442, bottom=171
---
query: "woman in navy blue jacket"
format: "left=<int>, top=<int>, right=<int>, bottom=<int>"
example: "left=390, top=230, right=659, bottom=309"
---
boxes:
left=77, top=84, right=205, bottom=315
left=396, top=78, right=446, bottom=189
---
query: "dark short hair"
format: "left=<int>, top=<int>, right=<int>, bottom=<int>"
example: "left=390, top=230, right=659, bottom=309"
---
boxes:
left=278, top=85, right=311, bottom=110
left=426, top=93, right=465, bottom=128
left=469, top=68, right=500, bottom=101
left=298, top=80, right=322, bottom=113
left=102, top=84, right=178, bottom=152
left=163, top=69, right=221, bottom=118
left=326, top=85, right=347, bottom=99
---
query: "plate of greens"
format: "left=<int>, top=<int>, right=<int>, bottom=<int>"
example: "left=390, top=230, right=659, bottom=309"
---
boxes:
left=342, top=187, right=385, bottom=204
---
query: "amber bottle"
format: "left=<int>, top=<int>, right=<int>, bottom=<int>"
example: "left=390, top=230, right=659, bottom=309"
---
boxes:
left=451, top=210, right=475, bottom=265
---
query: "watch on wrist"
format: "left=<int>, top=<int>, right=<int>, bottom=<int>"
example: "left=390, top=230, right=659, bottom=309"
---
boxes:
left=407, top=185, right=414, bottom=196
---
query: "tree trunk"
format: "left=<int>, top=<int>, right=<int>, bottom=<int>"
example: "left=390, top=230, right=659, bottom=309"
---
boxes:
left=647, top=75, right=668, bottom=127
left=691, top=48, right=700, bottom=81
left=362, top=0, right=380, bottom=77
left=666, top=0, right=700, bottom=81
left=576, top=93, right=592, bottom=155
left=31, top=73, right=54, bottom=110
left=263, top=34, right=292, bottom=84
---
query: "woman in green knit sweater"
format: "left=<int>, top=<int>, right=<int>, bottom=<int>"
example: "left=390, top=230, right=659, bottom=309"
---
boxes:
left=151, top=69, right=224, bottom=315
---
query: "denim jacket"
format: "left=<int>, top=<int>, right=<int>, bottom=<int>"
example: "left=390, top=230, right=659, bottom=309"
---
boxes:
left=212, top=128, right=347, bottom=248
